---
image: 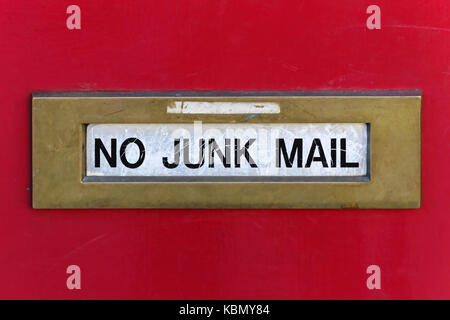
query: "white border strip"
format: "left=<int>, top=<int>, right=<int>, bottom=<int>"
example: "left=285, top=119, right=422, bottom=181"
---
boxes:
left=167, top=101, right=280, bottom=114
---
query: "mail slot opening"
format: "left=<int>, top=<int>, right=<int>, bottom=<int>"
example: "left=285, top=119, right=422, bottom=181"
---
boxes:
left=83, top=123, right=370, bottom=182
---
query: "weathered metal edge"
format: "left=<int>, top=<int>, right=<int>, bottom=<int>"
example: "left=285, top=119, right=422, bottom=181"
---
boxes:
left=32, top=90, right=422, bottom=98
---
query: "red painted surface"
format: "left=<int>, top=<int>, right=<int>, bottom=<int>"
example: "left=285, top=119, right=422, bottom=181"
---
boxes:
left=0, top=0, right=449, bottom=299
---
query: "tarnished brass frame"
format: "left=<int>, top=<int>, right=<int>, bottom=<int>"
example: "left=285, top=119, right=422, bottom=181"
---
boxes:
left=32, top=91, right=421, bottom=209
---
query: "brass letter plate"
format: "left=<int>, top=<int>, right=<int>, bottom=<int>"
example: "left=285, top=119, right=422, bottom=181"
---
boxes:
left=32, top=91, right=421, bottom=209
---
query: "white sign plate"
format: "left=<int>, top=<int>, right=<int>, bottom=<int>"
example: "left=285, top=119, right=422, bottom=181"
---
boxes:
left=86, top=123, right=368, bottom=181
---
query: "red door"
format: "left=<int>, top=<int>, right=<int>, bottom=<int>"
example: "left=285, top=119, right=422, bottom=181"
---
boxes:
left=0, top=0, right=449, bottom=299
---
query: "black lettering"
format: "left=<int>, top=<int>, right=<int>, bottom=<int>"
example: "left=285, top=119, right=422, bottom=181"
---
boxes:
left=340, top=138, right=359, bottom=167
left=209, top=138, right=231, bottom=168
left=95, top=138, right=117, bottom=168
left=120, top=138, right=145, bottom=169
left=235, top=139, right=257, bottom=168
left=305, top=138, right=328, bottom=168
left=183, top=139, right=205, bottom=169
left=162, top=139, right=180, bottom=169
left=276, top=138, right=303, bottom=168
left=331, top=138, right=337, bottom=168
